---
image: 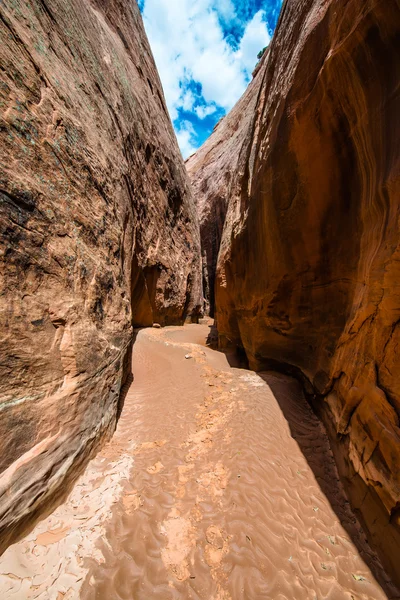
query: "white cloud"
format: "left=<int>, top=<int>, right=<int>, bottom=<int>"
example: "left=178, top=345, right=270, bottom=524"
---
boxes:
left=195, top=104, right=217, bottom=119
left=238, top=11, right=271, bottom=74
left=215, top=0, right=236, bottom=23
left=181, top=88, right=196, bottom=112
left=175, top=120, right=197, bottom=159
left=141, top=1, right=271, bottom=154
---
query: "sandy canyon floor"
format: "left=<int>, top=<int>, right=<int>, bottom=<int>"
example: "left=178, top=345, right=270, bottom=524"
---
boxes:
left=0, top=323, right=397, bottom=599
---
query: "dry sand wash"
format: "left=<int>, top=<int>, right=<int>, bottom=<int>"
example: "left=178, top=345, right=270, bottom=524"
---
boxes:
left=0, top=323, right=397, bottom=599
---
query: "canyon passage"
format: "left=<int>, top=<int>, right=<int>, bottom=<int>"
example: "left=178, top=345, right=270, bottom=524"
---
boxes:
left=0, top=322, right=397, bottom=599
left=0, top=0, right=400, bottom=598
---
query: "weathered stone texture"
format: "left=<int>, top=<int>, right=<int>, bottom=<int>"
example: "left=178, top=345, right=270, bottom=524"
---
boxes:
left=0, top=0, right=201, bottom=551
left=186, top=53, right=268, bottom=316
left=189, top=0, right=400, bottom=584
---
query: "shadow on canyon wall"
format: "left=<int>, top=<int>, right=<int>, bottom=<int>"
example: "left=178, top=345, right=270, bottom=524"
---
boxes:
left=206, top=323, right=249, bottom=369
left=260, top=372, right=400, bottom=599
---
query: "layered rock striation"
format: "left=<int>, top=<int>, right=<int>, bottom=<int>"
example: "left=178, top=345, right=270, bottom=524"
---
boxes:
left=0, top=0, right=201, bottom=552
left=188, top=0, right=400, bottom=585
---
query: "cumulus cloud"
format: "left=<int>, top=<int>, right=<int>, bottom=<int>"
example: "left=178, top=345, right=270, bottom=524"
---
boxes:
left=238, top=10, right=271, bottom=74
left=181, top=89, right=197, bottom=112
left=216, top=0, right=236, bottom=23
left=175, top=120, right=197, bottom=159
left=195, top=104, right=217, bottom=119
left=141, top=0, right=271, bottom=156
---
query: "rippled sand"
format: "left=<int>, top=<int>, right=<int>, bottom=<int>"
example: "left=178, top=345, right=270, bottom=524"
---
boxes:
left=0, top=324, right=397, bottom=599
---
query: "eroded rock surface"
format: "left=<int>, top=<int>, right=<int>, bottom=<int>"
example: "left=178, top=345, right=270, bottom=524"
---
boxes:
left=186, top=53, right=268, bottom=316
left=0, top=323, right=395, bottom=599
left=188, top=0, right=400, bottom=585
left=0, top=0, right=201, bottom=552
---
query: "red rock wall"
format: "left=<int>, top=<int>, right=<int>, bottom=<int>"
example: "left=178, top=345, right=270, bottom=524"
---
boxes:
left=186, top=56, right=267, bottom=316
left=0, top=0, right=202, bottom=551
left=189, top=0, right=400, bottom=585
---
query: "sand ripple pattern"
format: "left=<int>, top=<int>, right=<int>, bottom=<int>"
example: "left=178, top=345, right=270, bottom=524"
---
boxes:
left=0, top=324, right=397, bottom=599
left=83, top=325, right=394, bottom=599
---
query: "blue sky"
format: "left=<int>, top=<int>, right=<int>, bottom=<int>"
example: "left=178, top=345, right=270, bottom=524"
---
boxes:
left=139, top=0, right=283, bottom=158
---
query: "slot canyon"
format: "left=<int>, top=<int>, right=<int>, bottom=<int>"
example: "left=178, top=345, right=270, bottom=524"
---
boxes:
left=0, top=0, right=399, bottom=598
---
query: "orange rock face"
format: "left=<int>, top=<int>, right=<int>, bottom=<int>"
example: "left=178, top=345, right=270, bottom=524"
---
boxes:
left=0, top=0, right=201, bottom=551
left=188, top=0, right=400, bottom=585
left=186, top=56, right=266, bottom=316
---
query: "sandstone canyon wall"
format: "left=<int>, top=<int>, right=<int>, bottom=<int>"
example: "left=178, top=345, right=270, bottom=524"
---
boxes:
left=189, top=0, right=400, bottom=585
left=0, top=0, right=202, bottom=552
left=186, top=53, right=268, bottom=316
